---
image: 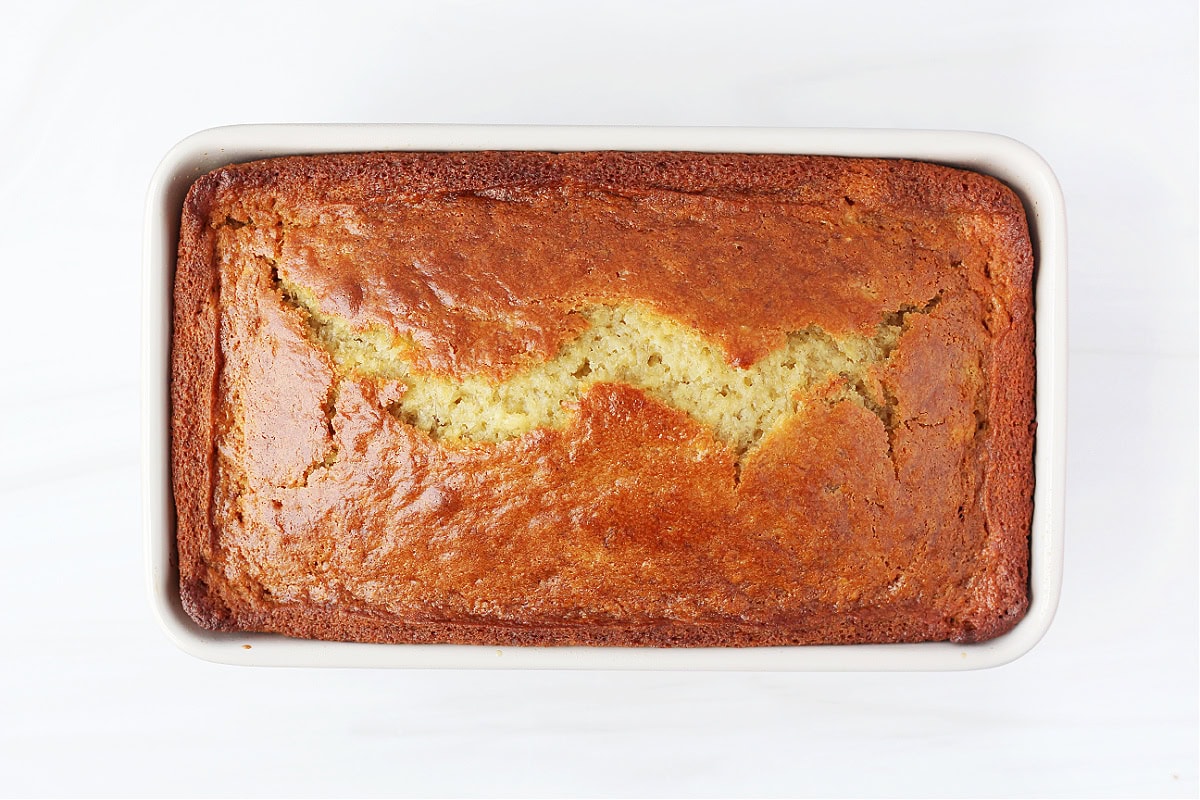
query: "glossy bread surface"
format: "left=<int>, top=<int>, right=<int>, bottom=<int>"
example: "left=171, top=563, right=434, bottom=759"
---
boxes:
left=172, top=152, right=1034, bottom=646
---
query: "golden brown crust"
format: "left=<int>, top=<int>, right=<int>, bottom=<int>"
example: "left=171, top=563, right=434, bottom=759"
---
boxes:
left=172, top=152, right=1034, bottom=646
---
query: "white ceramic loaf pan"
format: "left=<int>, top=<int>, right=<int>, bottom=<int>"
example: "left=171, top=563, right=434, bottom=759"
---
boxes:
left=143, top=125, right=1066, bottom=669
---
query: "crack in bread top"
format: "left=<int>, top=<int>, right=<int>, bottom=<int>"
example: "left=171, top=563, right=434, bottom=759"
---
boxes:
left=277, top=267, right=942, bottom=458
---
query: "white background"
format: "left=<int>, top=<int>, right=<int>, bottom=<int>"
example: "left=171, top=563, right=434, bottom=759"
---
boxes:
left=2, top=1, right=1196, bottom=797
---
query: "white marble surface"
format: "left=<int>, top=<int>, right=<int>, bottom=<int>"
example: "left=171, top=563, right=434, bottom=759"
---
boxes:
left=1, top=1, right=1196, bottom=797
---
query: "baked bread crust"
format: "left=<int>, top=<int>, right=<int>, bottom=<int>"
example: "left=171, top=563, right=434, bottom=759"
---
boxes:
left=172, top=152, right=1034, bottom=646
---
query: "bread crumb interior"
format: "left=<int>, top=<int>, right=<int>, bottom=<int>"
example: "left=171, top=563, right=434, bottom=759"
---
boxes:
left=280, top=276, right=921, bottom=456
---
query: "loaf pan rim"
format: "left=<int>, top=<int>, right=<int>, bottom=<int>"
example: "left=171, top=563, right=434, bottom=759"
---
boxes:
left=142, top=124, right=1066, bottom=670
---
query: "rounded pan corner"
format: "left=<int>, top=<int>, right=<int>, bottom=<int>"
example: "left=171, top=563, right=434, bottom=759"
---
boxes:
left=143, top=125, right=1065, bottom=670
left=974, top=598, right=1062, bottom=671
left=148, top=590, right=232, bottom=666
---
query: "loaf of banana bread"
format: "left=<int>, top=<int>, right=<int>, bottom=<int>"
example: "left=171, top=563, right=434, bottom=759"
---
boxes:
left=172, top=151, right=1034, bottom=646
